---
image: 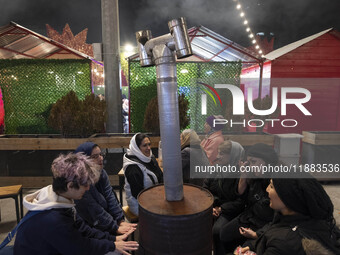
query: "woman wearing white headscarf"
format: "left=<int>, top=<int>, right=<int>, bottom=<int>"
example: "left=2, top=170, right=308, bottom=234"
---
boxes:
left=123, top=133, right=163, bottom=216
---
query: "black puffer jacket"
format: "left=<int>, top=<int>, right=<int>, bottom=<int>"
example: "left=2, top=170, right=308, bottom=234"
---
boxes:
left=238, top=179, right=274, bottom=230
left=203, top=178, right=244, bottom=219
left=251, top=213, right=340, bottom=255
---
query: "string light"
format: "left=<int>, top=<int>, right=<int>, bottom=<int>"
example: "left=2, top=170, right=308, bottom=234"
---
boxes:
left=234, top=0, right=264, bottom=57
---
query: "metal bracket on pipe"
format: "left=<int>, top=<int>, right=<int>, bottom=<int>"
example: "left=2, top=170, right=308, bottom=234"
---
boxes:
left=136, top=17, right=192, bottom=67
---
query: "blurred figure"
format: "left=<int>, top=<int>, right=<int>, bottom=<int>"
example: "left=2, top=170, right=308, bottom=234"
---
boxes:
left=201, top=115, right=225, bottom=164
left=123, top=133, right=163, bottom=216
left=180, top=129, right=209, bottom=186
left=14, top=153, right=138, bottom=255
left=122, top=94, right=129, bottom=133
left=74, top=142, right=136, bottom=235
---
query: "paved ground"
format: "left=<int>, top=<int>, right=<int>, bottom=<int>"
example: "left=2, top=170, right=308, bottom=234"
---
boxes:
left=1, top=183, right=340, bottom=248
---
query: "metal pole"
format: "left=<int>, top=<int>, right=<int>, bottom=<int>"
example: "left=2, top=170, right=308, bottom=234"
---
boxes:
left=101, top=0, right=123, bottom=132
left=153, top=44, right=183, bottom=201
left=259, top=61, right=264, bottom=99
left=135, top=18, right=192, bottom=201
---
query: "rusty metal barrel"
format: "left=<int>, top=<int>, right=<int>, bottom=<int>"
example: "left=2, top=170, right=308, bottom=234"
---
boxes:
left=138, top=184, right=213, bottom=255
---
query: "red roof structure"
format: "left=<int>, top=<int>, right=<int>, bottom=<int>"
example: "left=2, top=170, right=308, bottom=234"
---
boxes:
left=242, top=28, right=340, bottom=134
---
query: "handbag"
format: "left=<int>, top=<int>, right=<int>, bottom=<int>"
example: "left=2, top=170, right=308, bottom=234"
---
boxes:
left=0, top=210, right=43, bottom=250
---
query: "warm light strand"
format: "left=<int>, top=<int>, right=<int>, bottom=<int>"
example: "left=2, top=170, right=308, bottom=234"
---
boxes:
left=233, top=0, right=264, bottom=57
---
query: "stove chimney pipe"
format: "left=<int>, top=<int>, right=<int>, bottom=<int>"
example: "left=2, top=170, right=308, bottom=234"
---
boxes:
left=135, top=17, right=192, bottom=201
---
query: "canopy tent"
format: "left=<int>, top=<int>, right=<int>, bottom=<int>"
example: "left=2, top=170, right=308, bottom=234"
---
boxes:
left=187, top=26, right=262, bottom=65
left=0, top=21, right=95, bottom=60
left=0, top=22, right=97, bottom=134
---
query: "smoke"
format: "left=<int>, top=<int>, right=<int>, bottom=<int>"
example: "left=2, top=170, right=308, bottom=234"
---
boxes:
left=0, top=0, right=102, bottom=43
left=1, top=0, right=340, bottom=49
left=124, top=0, right=245, bottom=45
left=121, top=0, right=340, bottom=49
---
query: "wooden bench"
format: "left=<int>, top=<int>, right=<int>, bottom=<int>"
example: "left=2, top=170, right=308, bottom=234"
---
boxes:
left=0, top=185, right=23, bottom=223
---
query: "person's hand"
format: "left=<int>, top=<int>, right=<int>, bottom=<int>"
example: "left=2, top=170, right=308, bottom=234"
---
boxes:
left=117, top=224, right=137, bottom=235
left=239, top=160, right=250, bottom=179
left=116, top=228, right=136, bottom=241
left=239, top=227, right=257, bottom=239
left=120, top=221, right=138, bottom=228
left=213, top=207, right=221, bottom=217
left=234, top=246, right=250, bottom=255
left=114, top=240, right=139, bottom=255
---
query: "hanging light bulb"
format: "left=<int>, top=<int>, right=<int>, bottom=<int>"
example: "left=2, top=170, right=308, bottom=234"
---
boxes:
left=233, top=0, right=264, bottom=55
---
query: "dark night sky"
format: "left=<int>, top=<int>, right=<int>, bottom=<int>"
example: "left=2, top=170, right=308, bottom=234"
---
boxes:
left=1, top=0, right=340, bottom=50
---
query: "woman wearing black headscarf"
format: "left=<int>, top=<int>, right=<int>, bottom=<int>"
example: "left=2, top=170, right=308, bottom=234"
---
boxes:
left=239, top=176, right=340, bottom=255
left=219, top=143, right=277, bottom=254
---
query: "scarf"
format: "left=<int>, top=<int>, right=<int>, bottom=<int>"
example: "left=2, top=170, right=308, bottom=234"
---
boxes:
left=127, top=133, right=152, bottom=163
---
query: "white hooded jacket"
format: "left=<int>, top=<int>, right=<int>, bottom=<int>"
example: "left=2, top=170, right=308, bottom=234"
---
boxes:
left=23, top=185, right=75, bottom=211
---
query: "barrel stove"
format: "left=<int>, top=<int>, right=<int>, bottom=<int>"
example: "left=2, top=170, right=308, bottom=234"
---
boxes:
left=138, top=184, right=213, bottom=255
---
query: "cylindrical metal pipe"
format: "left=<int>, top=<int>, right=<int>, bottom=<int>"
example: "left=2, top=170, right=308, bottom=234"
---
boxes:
left=153, top=44, right=183, bottom=201
left=135, top=30, right=153, bottom=67
left=144, top=33, right=174, bottom=54
left=168, top=17, right=193, bottom=59
left=138, top=184, right=213, bottom=255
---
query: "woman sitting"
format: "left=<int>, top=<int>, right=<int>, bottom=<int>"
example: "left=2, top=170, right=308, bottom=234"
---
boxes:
left=180, top=129, right=210, bottom=186
left=203, top=140, right=245, bottom=255
left=74, top=142, right=136, bottom=235
left=123, top=133, right=163, bottom=216
left=238, top=176, right=340, bottom=255
left=219, top=143, right=277, bottom=254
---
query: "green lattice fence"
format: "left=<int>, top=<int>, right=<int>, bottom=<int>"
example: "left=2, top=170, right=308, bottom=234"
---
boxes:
left=129, top=61, right=242, bottom=132
left=0, top=59, right=91, bottom=134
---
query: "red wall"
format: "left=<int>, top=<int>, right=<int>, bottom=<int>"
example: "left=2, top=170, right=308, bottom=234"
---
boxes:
left=271, top=32, right=340, bottom=78
left=267, top=31, right=340, bottom=134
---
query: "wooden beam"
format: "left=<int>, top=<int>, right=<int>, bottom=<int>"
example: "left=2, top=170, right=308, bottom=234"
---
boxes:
left=0, top=136, right=161, bottom=150
left=0, top=134, right=274, bottom=150
left=302, top=131, right=340, bottom=145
